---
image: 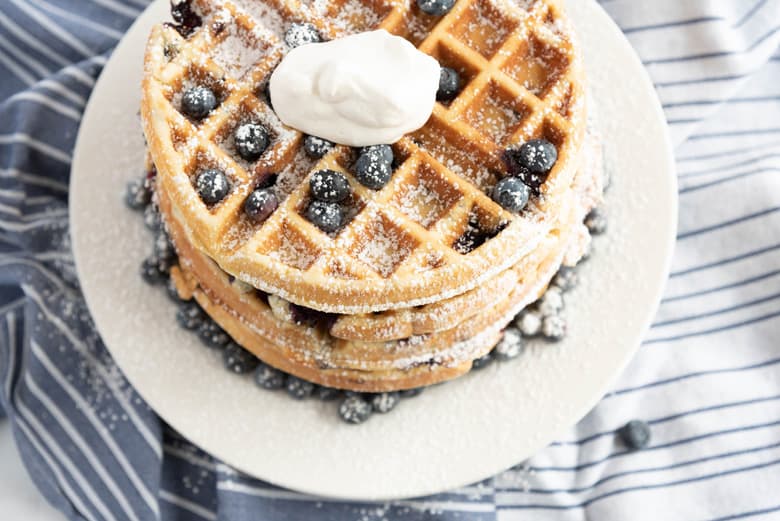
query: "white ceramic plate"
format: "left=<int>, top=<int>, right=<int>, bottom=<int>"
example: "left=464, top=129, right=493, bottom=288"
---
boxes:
left=70, top=0, right=676, bottom=501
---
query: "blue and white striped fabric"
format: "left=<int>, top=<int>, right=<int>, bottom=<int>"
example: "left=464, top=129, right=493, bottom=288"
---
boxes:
left=1, top=0, right=780, bottom=519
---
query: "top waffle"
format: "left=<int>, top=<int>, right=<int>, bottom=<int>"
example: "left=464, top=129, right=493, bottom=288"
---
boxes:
left=141, top=0, right=586, bottom=313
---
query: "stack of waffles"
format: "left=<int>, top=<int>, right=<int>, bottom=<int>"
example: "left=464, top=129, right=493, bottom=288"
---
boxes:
left=140, top=0, right=603, bottom=391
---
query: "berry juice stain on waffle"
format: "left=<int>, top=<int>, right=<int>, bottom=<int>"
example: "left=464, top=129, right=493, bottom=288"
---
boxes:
left=129, top=0, right=607, bottom=423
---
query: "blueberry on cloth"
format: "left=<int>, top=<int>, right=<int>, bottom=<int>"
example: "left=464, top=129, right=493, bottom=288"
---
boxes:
left=254, top=362, right=286, bottom=390
left=125, top=178, right=151, bottom=210
left=360, top=144, right=394, bottom=165
left=400, top=387, right=424, bottom=398
left=284, top=23, right=321, bottom=48
left=197, top=319, right=230, bottom=349
left=181, top=86, right=217, bottom=120
left=492, top=177, right=530, bottom=213
left=286, top=375, right=315, bottom=399
left=305, top=200, right=344, bottom=233
left=354, top=150, right=393, bottom=190
left=493, top=327, right=524, bottom=361
left=618, top=420, right=651, bottom=450
left=309, top=169, right=350, bottom=203
left=471, top=352, right=494, bottom=370
left=244, top=188, right=278, bottom=223
left=371, top=392, right=400, bottom=413
left=140, top=256, right=167, bottom=285
left=339, top=395, right=372, bottom=424
left=585, top=207, right=607, bottom=235
left=552, top=266, right=578, bottom=291
left=316, top=386, right=342, bottom=401
left=303, top=135, right=334, bottom=159
left=417, top=0, right=456, bottom=16
left=436, top=67, right=460, bottom=102
left=517, top=139, right=558, bottom=174
left=234, top=123, right=270, bottom=161
left=176, top=301, right=206, bottom=330
left=223, top=342, right=258, bottom=374
left=541, top=315, right=566, bottom=342
left=196, top=169, right=230, bottom=205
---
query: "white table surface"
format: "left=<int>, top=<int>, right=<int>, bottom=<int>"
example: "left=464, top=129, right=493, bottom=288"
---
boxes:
left=0, top=421, right=64, bottom=520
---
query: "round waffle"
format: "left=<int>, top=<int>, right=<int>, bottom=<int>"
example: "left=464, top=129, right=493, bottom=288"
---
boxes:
left=142, top=0, right=586, bottom=313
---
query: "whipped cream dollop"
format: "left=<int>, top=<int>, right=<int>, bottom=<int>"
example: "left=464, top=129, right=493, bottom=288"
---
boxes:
left=269, top=30, right=440, bottom=147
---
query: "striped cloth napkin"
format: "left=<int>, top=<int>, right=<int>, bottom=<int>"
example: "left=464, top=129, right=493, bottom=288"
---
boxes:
left=1, top=0, right=779, bottom=519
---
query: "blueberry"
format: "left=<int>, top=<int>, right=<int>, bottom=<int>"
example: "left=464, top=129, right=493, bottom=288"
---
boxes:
left=196, top=169, right=230, bottom=205
left=305, top=200, right=344, bottom=233
left=400, top=387, right=424, bottom=398
left=166, top=277, right=183, bottom=302
left=518, top=139, right=558, bottom=174
left=284, top=23, right=321, bottom=48
left=552, top=266, right=578, bottom=292
left=316, top=386, right=342, bottom=401
left=370, top=392, right=400, bottom=413
left=585, top=207, right=607, bottom=235
left=234, top=123, right=269, bottom=161
left=417, top=0, right=455, bottom=16
left=494, top=328, right=524, bottom=361
left=492, top=177, right=530, bottom=213
left=537, top=287, right=564, bottom=317
left=515, top=309, right=542, bottom=337
left=244, top=188, right=278, bottom=223
left=354, top=151, right=393, bottom=190
left=437, top=67, right=460, bottom=102
left=197, top=319, right=230, bottom=348
left=541, top=315, right=566, bottom=342
left=359, top=144, right=394, bottom=165
left=144, top=205, right=162, bottom=231
left=176, top=301, right=206, bottom=330
left=309, top=169, right=350, bottom=203
left=303, top=135, right=334, bottom=159
left=618, top=420, right=651, bottom=450
left=471, top=352, right=494, bottom=370
left=181, top=86, right=217, bottom=120
left=339, top=395, right=372, bottom=424
left=254, top=362, right=286, bottom=390
left=223, top=342, right=258, bottom=374
left=140, top=256, right=167, bottom=285
left=286, top=375, right=315, bottom=400
left=154, top=231, right=176, bottom=263
left=125, top=178, right=151, bottom=210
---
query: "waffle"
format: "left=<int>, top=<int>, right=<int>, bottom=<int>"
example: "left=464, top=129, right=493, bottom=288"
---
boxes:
left=142, top=0, right=586, bottom=314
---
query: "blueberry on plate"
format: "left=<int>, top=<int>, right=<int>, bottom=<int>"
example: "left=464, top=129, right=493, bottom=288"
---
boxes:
left=124, top=178, right=151, bottom=210
left=144, top=205, right=162, bottom=231
left=303, top=135, right=334, bottom=159
left=537, top=287, right=564, bottom=317
left=284, top=22, right=321, bottom=48
left=166, top=277, right=183, bottom=302
left=492, top=177, right=530, bottom=213
left=154, top=231, right=176, bottom=263
left=305, top=200, right=344, bottom=233
left=254, top=362, right=286, bottom=390
left=176, top=301, right=206, bottom=330
left=196, top=169, right=230, bottom=205
left=339, top=395, right=372, bottom=424
left=371, top=392, right=400, bottom=413
left=316, top=386, right=342, bottom=401
left=140, top=256, right=167, bottom=285
left=309, top=169, right=350, bottom=203
left=552, top=266, right=578, bottom=292
left=181, top=86, right=217, bottom=120
left=223, top=342, right=258, bottom=374
left=360, top=144, right=394, bottom=165
left=518, top=139, right=558, bottom=174
left=471, top=352, right=494, bottom=370
left=400, top=387, right=424, bottom=398
left=234, top=123, right=270, bottom=161
left=286, top=375, right=315, bottom=400
left=541, top=315, right=566, bottom=342
left=493, top=328, right=524, bottom=361
left=585, top=207, right=607, bottom=235
left=437, top=67, right=460, bottom=102
left=197, top=319, right=230, bottom=349
left=514, top=309, right=542, bottom=337
left=354, top=150, right=393, bottom=190
left=417, top=0, right=456, bottom=16
left=618, top=420, right=651, bottom=450
left=244, top=188, right=278, bottom=223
